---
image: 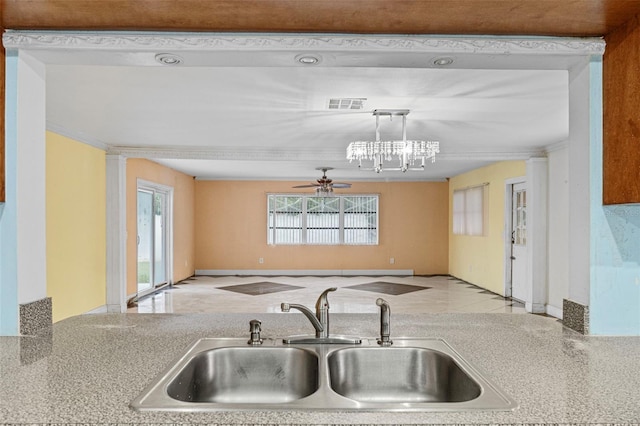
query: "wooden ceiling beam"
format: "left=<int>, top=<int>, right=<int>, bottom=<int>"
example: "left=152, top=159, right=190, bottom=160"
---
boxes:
left=3, top=0, right=640, bottom=36
left=3, top=0, right=640, bottom=205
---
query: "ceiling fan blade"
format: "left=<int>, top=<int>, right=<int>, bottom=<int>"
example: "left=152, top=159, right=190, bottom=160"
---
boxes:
left=292, top=184, right=320, bottom=188
left=331, top=183, right=352, bottom=188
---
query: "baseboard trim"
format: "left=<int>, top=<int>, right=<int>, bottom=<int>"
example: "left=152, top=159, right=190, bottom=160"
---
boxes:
left=525, top=302, right=546, bottom=314
left=106, top=303, right=125, bottom=313
left=84, top=305, right=108, bottom=314
left=546, top=304, right=563, bottom=319
left=195, top=269, right=414, bottom=276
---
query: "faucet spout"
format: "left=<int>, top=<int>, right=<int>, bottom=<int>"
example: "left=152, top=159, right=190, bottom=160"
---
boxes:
left=281, top=303, right=324, bottom=335
left=281, top=288, right=361, bottom=345
left=281, top=287, right=337, bottom=339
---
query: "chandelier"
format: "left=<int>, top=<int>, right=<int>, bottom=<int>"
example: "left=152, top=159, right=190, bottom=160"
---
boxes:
left=346, top=109, right=439, bottom=173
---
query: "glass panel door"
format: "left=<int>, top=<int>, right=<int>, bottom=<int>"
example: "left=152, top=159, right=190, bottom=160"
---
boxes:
left=511, top=182, right=527, bottom=302
left=153, top=192, right=166, bottom=286
left=137, top=185, right=170, bottom=297
left=137, top=189, right=154, bottom=294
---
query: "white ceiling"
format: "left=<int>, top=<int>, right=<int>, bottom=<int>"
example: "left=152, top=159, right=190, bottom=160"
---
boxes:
left=24, top=33, right=596, bottom=183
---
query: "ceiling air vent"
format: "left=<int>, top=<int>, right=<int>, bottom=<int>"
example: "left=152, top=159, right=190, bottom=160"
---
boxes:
left=328, top=98, right=366, bottom=110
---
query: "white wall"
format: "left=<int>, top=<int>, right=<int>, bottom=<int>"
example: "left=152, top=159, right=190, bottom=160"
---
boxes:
left=567, top=58, right=592, bottom=306
left=16, top=52, right=47, bottom=305
left=547, top=146, right=569, bottom=318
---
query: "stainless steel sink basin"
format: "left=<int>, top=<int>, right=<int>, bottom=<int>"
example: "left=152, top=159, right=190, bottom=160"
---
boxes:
left=131, top=338, right=516, bottom=412
left=328, top=347, right=481, bottom=403
left=167, top=347, right=318, bottom=404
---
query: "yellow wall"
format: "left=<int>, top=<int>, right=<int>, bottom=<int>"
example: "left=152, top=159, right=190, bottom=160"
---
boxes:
left=448, top=161, right=526, bottom=294
left=46, top=132, right=106, bottom=322
left=194, top=180, right=449, bottom=274
left=126, top=159, right=195, bottom=296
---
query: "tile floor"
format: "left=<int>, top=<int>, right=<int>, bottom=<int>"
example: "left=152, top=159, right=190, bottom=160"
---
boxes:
left=127, top=275, right=527, bottom=315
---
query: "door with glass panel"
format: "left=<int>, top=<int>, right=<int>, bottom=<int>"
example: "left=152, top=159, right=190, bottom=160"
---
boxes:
left=137, top=186, right=168, bottom=296
left=510, top=182, right=527, bottom=302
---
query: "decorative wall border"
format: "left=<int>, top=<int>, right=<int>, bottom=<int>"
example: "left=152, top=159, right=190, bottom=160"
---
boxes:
left=4, top=31, right=605, bottom=56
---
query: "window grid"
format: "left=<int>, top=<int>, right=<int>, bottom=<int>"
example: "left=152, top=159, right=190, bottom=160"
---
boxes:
left=268, top=194, right=378, bottom=245
left=514, top=189, right=526, bottom=245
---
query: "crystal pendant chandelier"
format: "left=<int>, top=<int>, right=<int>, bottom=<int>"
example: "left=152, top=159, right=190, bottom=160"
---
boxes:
left=346, top=109, right=439, bottom=173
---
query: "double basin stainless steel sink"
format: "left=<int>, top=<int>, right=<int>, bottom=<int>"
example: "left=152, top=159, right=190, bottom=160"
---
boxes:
left=131, top=337, right=517, bottom=412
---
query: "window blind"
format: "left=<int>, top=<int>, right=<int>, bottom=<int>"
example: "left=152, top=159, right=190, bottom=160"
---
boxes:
left=452, top=185, right=485, bottom=236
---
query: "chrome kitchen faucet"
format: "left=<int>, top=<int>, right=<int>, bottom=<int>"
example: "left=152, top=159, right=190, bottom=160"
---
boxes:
left=281, top=287, right=361, bottom=344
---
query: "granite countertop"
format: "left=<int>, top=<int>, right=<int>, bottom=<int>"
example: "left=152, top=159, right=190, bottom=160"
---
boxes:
left=1, top=312, right=640, bottom=425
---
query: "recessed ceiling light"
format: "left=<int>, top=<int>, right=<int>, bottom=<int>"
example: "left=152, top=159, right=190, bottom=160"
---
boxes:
left=155, top=53, right=183, bottom=66
left=295, top=54, right=322, bottom=65
left=432, top=57, right=454, bottom=66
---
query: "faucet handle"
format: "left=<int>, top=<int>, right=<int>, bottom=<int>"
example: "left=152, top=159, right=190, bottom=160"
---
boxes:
left=316, top=287, right=337, bottom=310
left=248, top=319, right=263, bottom=345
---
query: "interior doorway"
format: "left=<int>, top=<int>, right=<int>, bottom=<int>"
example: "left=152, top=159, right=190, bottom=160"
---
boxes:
left=510, top=182, right=527, bottom=302
left=504, top=178, right=526, bottom=301
left=137, top=180, right=173, bottom=298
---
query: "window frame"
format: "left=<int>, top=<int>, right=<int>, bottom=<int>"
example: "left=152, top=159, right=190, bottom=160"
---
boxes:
left=267, top=193, right=379, bottom=246
left=452, top=184, right=487, bottom=236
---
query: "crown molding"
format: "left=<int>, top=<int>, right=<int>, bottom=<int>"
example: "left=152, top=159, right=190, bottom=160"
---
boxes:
left=41, top=124, right=543, bottom=163
left=438, top=151, right=543, bottom=161
left=544, top=140, right=569, bottom=153
left=3, top=31, right=605, bottom=56
left=109, top=146, right=346, bottom=162
left=108, top=145, right=541, bottom=162
left=46, top=122, right=109, bottom=151
left=44, top=125, right=542, bottom=163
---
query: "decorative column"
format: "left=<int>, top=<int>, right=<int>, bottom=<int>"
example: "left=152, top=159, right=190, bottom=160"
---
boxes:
left=565, top=58, right=593, bottom=334
left=525, top=157, right=548, bottom=314
left=106, top=155, right=127, bottom=313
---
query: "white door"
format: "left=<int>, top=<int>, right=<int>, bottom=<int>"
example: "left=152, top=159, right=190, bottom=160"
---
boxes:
left=511, top=182, right=527, bottom=302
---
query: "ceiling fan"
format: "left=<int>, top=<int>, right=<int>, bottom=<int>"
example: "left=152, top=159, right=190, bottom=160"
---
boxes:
left=293, top=167, right=352, bottom=194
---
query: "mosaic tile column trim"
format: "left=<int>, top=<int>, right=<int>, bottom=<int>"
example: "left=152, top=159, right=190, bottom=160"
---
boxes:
left=19, top=297, right=52, bottom=336
left=563, top=298, right=589, bottom=334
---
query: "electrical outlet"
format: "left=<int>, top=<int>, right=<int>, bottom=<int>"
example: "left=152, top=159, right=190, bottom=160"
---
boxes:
left=389, top=257, right=395, bottom=264
left=258, top=257, right=264, bottom=264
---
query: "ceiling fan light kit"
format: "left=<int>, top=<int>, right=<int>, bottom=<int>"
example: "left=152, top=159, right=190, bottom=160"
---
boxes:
left=346, top=109, right=439, bottom=173
left=292, top=167, right=352, bottom=196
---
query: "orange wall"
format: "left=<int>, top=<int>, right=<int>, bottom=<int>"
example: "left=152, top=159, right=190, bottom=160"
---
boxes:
left=126, top=159, right=195, bottom=296
left=194, top=180, right=449, bottom=274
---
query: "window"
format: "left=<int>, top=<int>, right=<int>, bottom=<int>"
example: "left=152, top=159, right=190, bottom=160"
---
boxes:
left=267, top=194, right=378, bottom=245
left=452, top=185, right=486, bottom=236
